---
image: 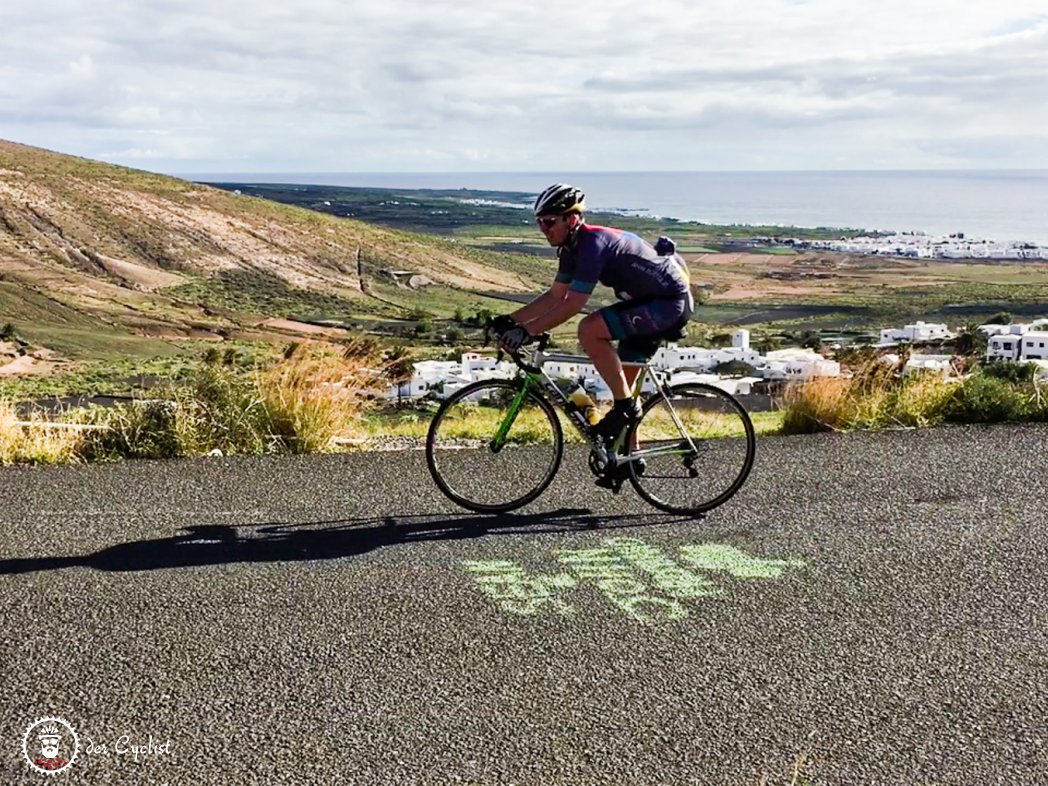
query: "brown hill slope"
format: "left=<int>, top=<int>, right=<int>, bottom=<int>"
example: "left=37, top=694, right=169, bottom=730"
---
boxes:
left=0, top=140, right=537, bottom=360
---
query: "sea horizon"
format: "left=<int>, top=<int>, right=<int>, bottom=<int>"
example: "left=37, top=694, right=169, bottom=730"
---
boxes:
left=174, top=169, right=1048, bottom=246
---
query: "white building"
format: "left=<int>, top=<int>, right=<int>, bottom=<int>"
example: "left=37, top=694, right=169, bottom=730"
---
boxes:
left=651, top=330, right=761, bottom=373
left=979, top=323, right=1030, bottom=338
left=986, top=334, right=1021, bottom=360
left=984, top=325, right=1048, bottom=362
left=388, top=329, right=842, bottom=401
left=387, top=353, right=516, bottom=400
left=904, top=354, right=956, bottom=375
left=1018, top=331, right=1048, bottom=361
left=541, top=357, right=598, bottom=382
left=879, top=321, right=953, bottom=345
left=760, top=348, right=841, bottom=381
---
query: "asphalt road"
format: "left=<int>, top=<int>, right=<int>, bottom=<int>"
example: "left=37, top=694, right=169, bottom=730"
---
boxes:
left=1, top=424, right=1045, bottom=785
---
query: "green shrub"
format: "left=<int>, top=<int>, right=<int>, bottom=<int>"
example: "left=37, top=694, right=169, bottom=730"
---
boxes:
left=78, top=367, right=270, bottom=459
left=981, top=361, right=1037, bottom=384
left=800, top=333, right=822, bottom=350
left=179, top=366, right=271, bottom=454
left=712, top=360, right=757, bottom=377
left=1028, top=384, right=1048, bottom=422
left=79, top=400, right=184, bottom=460
left=888, top=373, right=958, bottom=428
left=947, top=373, right=1029, bottom=423
left=11, top=344, right=390, bottom=463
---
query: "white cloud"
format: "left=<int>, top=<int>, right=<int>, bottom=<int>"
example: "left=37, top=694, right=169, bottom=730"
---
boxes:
left=0, top=0, right=1045, bottom=171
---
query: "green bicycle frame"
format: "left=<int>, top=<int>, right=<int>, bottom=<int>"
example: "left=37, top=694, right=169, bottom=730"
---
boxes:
left=488, top=356, right=701, bottom=463
left=488, top=373, right=543, bottom=452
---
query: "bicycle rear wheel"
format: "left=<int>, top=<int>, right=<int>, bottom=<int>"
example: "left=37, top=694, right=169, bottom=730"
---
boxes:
left=426, top=379, right=564, bottom=513
left=628, top=383, right=755, bottom=515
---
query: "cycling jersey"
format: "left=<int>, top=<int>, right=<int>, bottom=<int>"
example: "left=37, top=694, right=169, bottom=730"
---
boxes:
left=554, top=224, right=690, bottom=300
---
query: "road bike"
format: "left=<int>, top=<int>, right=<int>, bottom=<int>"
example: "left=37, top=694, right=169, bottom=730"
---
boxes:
left=425, top=333, right=756, bottom=515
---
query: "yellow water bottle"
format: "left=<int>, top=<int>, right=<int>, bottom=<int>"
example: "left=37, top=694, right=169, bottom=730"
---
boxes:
left=568, top=386, right=600, bottom=426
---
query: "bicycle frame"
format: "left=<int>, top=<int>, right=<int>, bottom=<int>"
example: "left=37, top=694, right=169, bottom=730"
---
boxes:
left=495, top=338, right=702, bottom=470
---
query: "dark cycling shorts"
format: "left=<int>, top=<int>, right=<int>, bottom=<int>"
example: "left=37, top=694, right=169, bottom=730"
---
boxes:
left=599, top=294, right=693, bottom=363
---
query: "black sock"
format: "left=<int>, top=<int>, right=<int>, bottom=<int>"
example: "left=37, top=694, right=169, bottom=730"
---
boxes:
left=613, top=398, right=640, bottom=414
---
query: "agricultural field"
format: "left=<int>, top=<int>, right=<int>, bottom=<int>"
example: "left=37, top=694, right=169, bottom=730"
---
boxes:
left=5, top=139, right=1048, bottom=409
left=215, top=182, right=1048, bottom=335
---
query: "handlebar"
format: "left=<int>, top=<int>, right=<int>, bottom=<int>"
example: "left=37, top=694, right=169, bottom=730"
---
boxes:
left=484, top=322, right=551, bottom=373
left=499, top=334, right=552, bottom=373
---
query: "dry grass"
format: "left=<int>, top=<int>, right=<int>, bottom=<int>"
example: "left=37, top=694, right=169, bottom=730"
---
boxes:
left=755, top=744, right=821, bottom=786
left=0, top=401, right=84, bottom=465
left=781, top=376, right=857, bottom=433
left=780, top=357, right=960, bottom=434
left=258, top=341, right=385, bottom=453
left=1, top=340, right=390, bottom=464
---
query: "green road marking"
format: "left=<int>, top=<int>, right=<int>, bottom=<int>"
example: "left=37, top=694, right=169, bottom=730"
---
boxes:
left=678, top=544, right=806, bottom=579
left=605, top=537, right=722, bottom=600
left=463, top=560, right=578, bottom=617
left=556, top=546, right=688, bottom=623
left=464, top=539, right=806, bottom=623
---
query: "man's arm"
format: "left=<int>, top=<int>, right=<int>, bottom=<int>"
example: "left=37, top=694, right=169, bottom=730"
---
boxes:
left=509, top=282, right=569, bottom=327
left=515, top=284, right=589, bottom=335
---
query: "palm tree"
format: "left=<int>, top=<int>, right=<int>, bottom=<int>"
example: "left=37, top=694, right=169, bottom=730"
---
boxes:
left=953, top=322, right=987, bottom=356
left=384, top=345, right=414, bottom=403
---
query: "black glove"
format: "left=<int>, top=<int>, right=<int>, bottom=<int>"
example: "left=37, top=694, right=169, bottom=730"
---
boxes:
left=490, top=314, right=517, bottom=334
left=499, top=325, right=531, bottom=352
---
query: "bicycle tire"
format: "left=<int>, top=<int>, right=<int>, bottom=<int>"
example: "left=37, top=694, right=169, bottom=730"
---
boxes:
left=627, top=383, right=756, bottom=515
left=426, top=379, right=564, bottom=513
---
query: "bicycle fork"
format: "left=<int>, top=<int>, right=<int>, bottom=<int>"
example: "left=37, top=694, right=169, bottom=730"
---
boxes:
left=488, top=378, right=534, bottom=453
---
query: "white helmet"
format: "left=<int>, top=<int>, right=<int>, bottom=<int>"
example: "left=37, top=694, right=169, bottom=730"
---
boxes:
left=533, top=183, right=586, bottom=216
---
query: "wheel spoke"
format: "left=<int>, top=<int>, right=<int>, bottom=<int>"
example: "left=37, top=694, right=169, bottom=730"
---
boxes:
left=628, top=384, right=755, bottom=514
left=426, top=380, right=563, bottom=513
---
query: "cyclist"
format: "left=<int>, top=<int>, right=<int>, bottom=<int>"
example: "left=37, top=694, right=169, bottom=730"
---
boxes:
left=492, top=183, right=694, bottom=445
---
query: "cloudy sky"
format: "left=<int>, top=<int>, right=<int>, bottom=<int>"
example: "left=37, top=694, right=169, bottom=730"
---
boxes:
left=1, top=0, right=1046, bottom=173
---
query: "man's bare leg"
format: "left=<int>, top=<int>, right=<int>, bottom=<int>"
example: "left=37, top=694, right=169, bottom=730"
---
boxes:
left=579, top=313, right=643, bottom=450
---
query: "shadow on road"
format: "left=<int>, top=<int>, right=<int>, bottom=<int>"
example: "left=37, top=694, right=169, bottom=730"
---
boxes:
left=0, top=508, right=693, bottom=575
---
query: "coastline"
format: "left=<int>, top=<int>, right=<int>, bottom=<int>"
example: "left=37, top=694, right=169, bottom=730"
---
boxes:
left=200, top=178, right=1048, bottom=262
left=181, top=170, right=1048, bottom=248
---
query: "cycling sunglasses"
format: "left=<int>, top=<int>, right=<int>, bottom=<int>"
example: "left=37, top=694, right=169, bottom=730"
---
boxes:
left=536, top=215, right=563, bottom=230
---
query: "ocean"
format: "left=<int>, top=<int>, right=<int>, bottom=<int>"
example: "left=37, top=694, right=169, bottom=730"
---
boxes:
left=181, top=170, right=1048, bottom=246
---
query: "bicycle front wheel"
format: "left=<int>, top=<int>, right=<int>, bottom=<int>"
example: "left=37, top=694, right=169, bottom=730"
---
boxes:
left=426, top=379, right=564, bottom=513
left=628, top=383, right=756, bottom=515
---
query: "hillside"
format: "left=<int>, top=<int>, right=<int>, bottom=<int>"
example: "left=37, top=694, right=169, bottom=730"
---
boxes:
left=7, top=139, right=1048, bottom=390
left=0, top=140, right=547, bottom=366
